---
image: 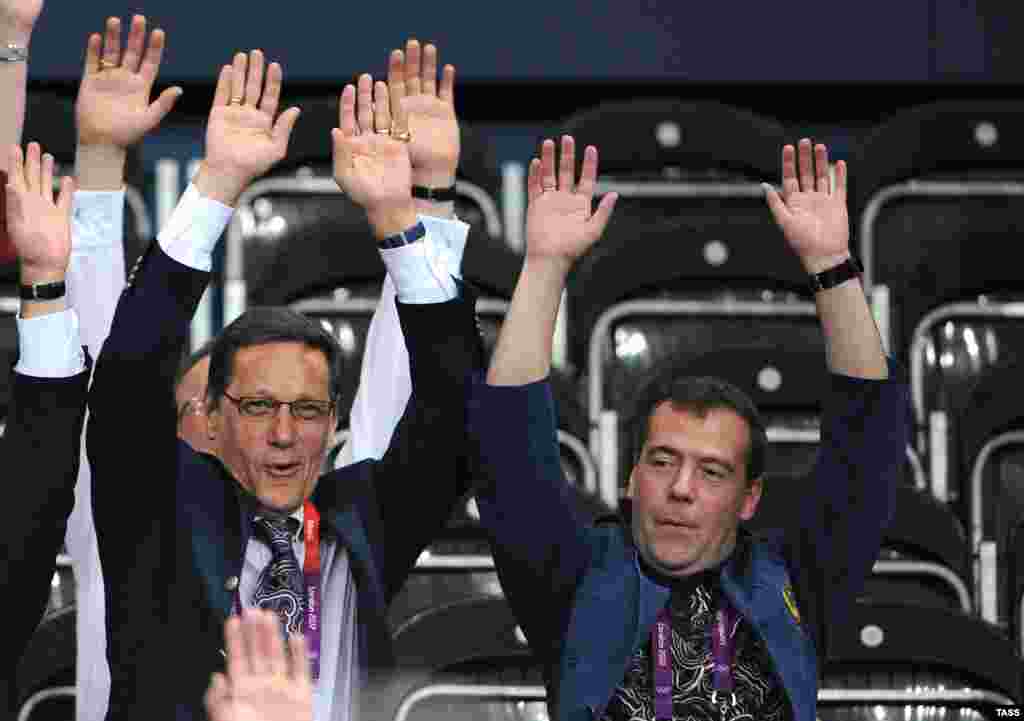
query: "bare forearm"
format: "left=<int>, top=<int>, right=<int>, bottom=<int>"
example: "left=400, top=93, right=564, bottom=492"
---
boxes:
left=0, top=24, right=32, bottom=176
left=815, top=276, right=888, bottom=379
left=74, top=144, right=126, bottom=191
left=487, top=257, right=568, bottom=386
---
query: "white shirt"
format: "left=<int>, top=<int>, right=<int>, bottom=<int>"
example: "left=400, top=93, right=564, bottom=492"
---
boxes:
left=24, top=185, right=467, bottom=721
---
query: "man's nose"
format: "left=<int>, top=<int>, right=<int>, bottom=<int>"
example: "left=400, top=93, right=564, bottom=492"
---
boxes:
left=269, top=404, right=296, bottom=446
left=668, top=462, right=697, bottom=501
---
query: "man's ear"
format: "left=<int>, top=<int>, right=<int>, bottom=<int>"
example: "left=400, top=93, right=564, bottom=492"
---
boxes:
left=207, top=400, right=221, bottom=440
left=625, top=467, right=637, bottom=498
left=738, top=476, right=763, bottom=522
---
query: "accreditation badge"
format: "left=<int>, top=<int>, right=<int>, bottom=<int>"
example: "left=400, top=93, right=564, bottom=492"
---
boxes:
left=783, top=582, right=801, bottom=625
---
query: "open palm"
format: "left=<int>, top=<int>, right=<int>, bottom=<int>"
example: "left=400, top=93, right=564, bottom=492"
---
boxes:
left=525, top=136, right=617, bottom=265
left=389, top=41, right=459, bottom=176
left=6, top=143, right=73, bottom=278
left=764, top=140, right=850, bottom=271
left=76, top=17, right=181, bottom=148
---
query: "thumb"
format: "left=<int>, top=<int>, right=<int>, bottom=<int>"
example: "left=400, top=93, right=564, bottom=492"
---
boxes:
left=144, top=87, right=184, bottom=132
left=586, top=191, right=618, bottom=241
left=762, top=182, right=790, bottom=226
left=272, top=106, right=302, bottom=148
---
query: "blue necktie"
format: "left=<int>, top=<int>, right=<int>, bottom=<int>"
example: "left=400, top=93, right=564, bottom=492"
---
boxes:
left=251, top=516, right=306, bottom=635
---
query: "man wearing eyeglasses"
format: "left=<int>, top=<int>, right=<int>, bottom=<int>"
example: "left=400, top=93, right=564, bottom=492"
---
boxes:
left=86, top=48, right=481, bottom=721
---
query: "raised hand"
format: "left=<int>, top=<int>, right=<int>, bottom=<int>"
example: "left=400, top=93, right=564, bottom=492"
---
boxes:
left=6, top=142, right=73, bottom=283
left=0, top=0, right=43, bottom=38
left=524, top=135, right=617, bottom=270
left=389, top=40, right=459, bottom=186
left=331, top=73, right=416, bottom=237
left=76, top=16, right=182, bottom=149
left=204, top=609, right=313, bottom=721
left=763, top=139, right=850, bottom=274
left=195, top=50, right=301, bottom=206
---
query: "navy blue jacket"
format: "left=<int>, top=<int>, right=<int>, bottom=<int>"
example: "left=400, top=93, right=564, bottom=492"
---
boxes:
left=87, top=243, right=482, bottom=720
left=469, top=361, right=909, bottom=721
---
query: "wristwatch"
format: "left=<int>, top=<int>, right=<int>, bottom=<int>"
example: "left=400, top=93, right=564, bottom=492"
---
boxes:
left=412, top=184, right=457, bottom=203
left=20, top=280, right=66, bottom=301
left=0, top=44, right=28, bottom=62
left=378, top=221, right=426, bottom=250
left=808, top=256, right=862, bottom=293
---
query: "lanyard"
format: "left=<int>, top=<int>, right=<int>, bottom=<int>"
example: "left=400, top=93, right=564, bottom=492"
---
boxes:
left=233, top=499, right=322, bottom=681
left=652, top=599, right=737, bottom=720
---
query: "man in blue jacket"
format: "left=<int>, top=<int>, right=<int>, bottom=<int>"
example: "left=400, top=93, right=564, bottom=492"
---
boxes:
left=470, top=137, right=909, bottom=721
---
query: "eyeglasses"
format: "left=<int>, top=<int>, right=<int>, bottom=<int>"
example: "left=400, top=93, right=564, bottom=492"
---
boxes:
left=222, top=392, right=335, bottom=421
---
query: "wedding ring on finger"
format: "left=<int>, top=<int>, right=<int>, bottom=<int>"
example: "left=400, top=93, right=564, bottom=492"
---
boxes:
left=229, top=97, right=244, bottom=106
left=391, top=129, right=412, bottom=143
left=542, top=184, right=557, bottom=193
left=100, top=59, right=118, bottom=71
left=376, top=128, right=392, bottom=136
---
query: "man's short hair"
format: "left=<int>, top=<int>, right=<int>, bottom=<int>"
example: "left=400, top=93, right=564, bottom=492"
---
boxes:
left=629, top=374, right=767, bottom=482
left=205, top=307, right=344, bottom=410
left=174, top=339, right=217, bottom=392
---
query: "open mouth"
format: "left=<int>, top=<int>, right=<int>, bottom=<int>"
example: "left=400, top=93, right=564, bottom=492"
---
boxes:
left=266, top=462, right=301, bottom=478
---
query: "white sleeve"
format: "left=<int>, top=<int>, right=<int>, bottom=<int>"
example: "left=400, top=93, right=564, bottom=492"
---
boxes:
left=157, top=184, right=234, bottom=271
left=339, top=215, right=469, bottom=464
left=14, top=308, right=85, bottom=377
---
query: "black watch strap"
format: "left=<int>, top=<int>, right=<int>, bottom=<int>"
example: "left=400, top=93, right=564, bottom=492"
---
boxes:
left=378, top=220, right=427, bottom=250
left=20, top=280, right=66, bottom=300
left=808, top=256, right=862, bottom=293
left=412, top=184, right=457, bottom=203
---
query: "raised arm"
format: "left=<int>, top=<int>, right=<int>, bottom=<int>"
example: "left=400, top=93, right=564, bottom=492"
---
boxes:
left=344, top=39, right=466, bottom=464
left=2, top=141, right=86, bottom=712
left=763, top=140, right=908, bottom=634
left=0, top=0, right=41, bottom=178
left=472, top=136, right=616, bottom=648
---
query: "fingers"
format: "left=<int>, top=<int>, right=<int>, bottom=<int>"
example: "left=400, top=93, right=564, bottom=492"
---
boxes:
left=41, top=152, right=54, bottom=204
left=588, top=191, right=618, bottom=238
left=815, top=143, right=830, bottom=193
left=203, top=673, right=229, bottom=721
left=439, top=64, right=455, bottom=104
left=244, top=50, right=265, bottom=109
left=121, top=15, right=146, bottom=74
left=7, top=145, right=24, bottom=191
left=797, top=138, right=814, bottom=193
left=781, top=144, right=798, bottom=198
left=338, top=84, right=357, bottom=137
left=373, top=80, right=391, bottom=134
left=835, top=159, right=848, bottom=203
left=388, top=50, right=406, bottom=107
left=356, top=74, right=373, bottom=135
left=213, top=65, right=232, bottom=108
left=230, top=52, right=247, bottom=104
left=223, top=615, right=249, bottom=680
left=56, top=176, right=75, bottom=215
left=527, top=157, right=542, bottom=202
left=145, top=86, right=184, bottom=131
left=389, top=72, right=410, bottom=136
left=259, top=62, right=283, bottom=117
left=252, top=609, right=283, bottom=677
left=288, top=632, right=311, bottom=685
left=102, top=17, right=121, bottom=70
left=576, top=144, right=599, bottom=200
left=272, top=107, right=301, bottom=148
left=139, top=28, right=167, bottom=83
left=83, top=32, right=102, bottom=75
left=540, top=139, right=556, bottom=192
left=421, top=43, right=438, bottom=97
left=762, top=182, right=790, bottom=225
left=405, top=39, right=422, bottom=95
left=558, top=135, right=575, bottom=193
left=24, top=142, right=40, bottom=194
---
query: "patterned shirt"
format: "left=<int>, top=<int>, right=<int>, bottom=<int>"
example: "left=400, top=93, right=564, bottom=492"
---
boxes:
left=602, top=567, right=792, bottom=721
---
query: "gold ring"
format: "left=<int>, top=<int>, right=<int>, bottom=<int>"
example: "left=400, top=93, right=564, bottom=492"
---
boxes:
left=375, top=128, right=392, bottom=136
left=542, top=184, right=556, bottom=193
left=391, top=129, right=412, bottom=143
left=229, top=97, right=244, bottom=106
left=99, top=59, right=118, bottom=71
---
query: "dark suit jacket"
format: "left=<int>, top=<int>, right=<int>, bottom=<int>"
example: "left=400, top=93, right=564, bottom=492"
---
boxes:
left=3, top=361, right=90, bottom=719
left=87, top=243, right=482, bottom=720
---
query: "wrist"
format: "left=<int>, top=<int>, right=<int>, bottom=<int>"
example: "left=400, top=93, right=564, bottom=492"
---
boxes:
left=411, top=168, right=456, bottom=189
left=522, top=253, right=573, bottom=281
left=74, top=144, right=127, bottom=191
left=20, top=267, right=67, bottom=286
left=193, top=162, right=248, bottom=207
left=365, top=202, right=419, bottom=241
left=0, top=22, right=33, bottom=47
left=800, top=251, right=851, bottom=275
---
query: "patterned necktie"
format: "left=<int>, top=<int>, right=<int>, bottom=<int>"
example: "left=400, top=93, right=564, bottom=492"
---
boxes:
left=251, top=516, right=306, bottom=635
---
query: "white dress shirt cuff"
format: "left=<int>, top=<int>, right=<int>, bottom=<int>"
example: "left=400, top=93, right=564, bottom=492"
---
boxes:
left=15, top=309, right=86, bottom=377
left=378, top=216, right=468, bottom=304
left=157, top=184, right=234, bottom=272
left=71, top=190, right=124, bottom=252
